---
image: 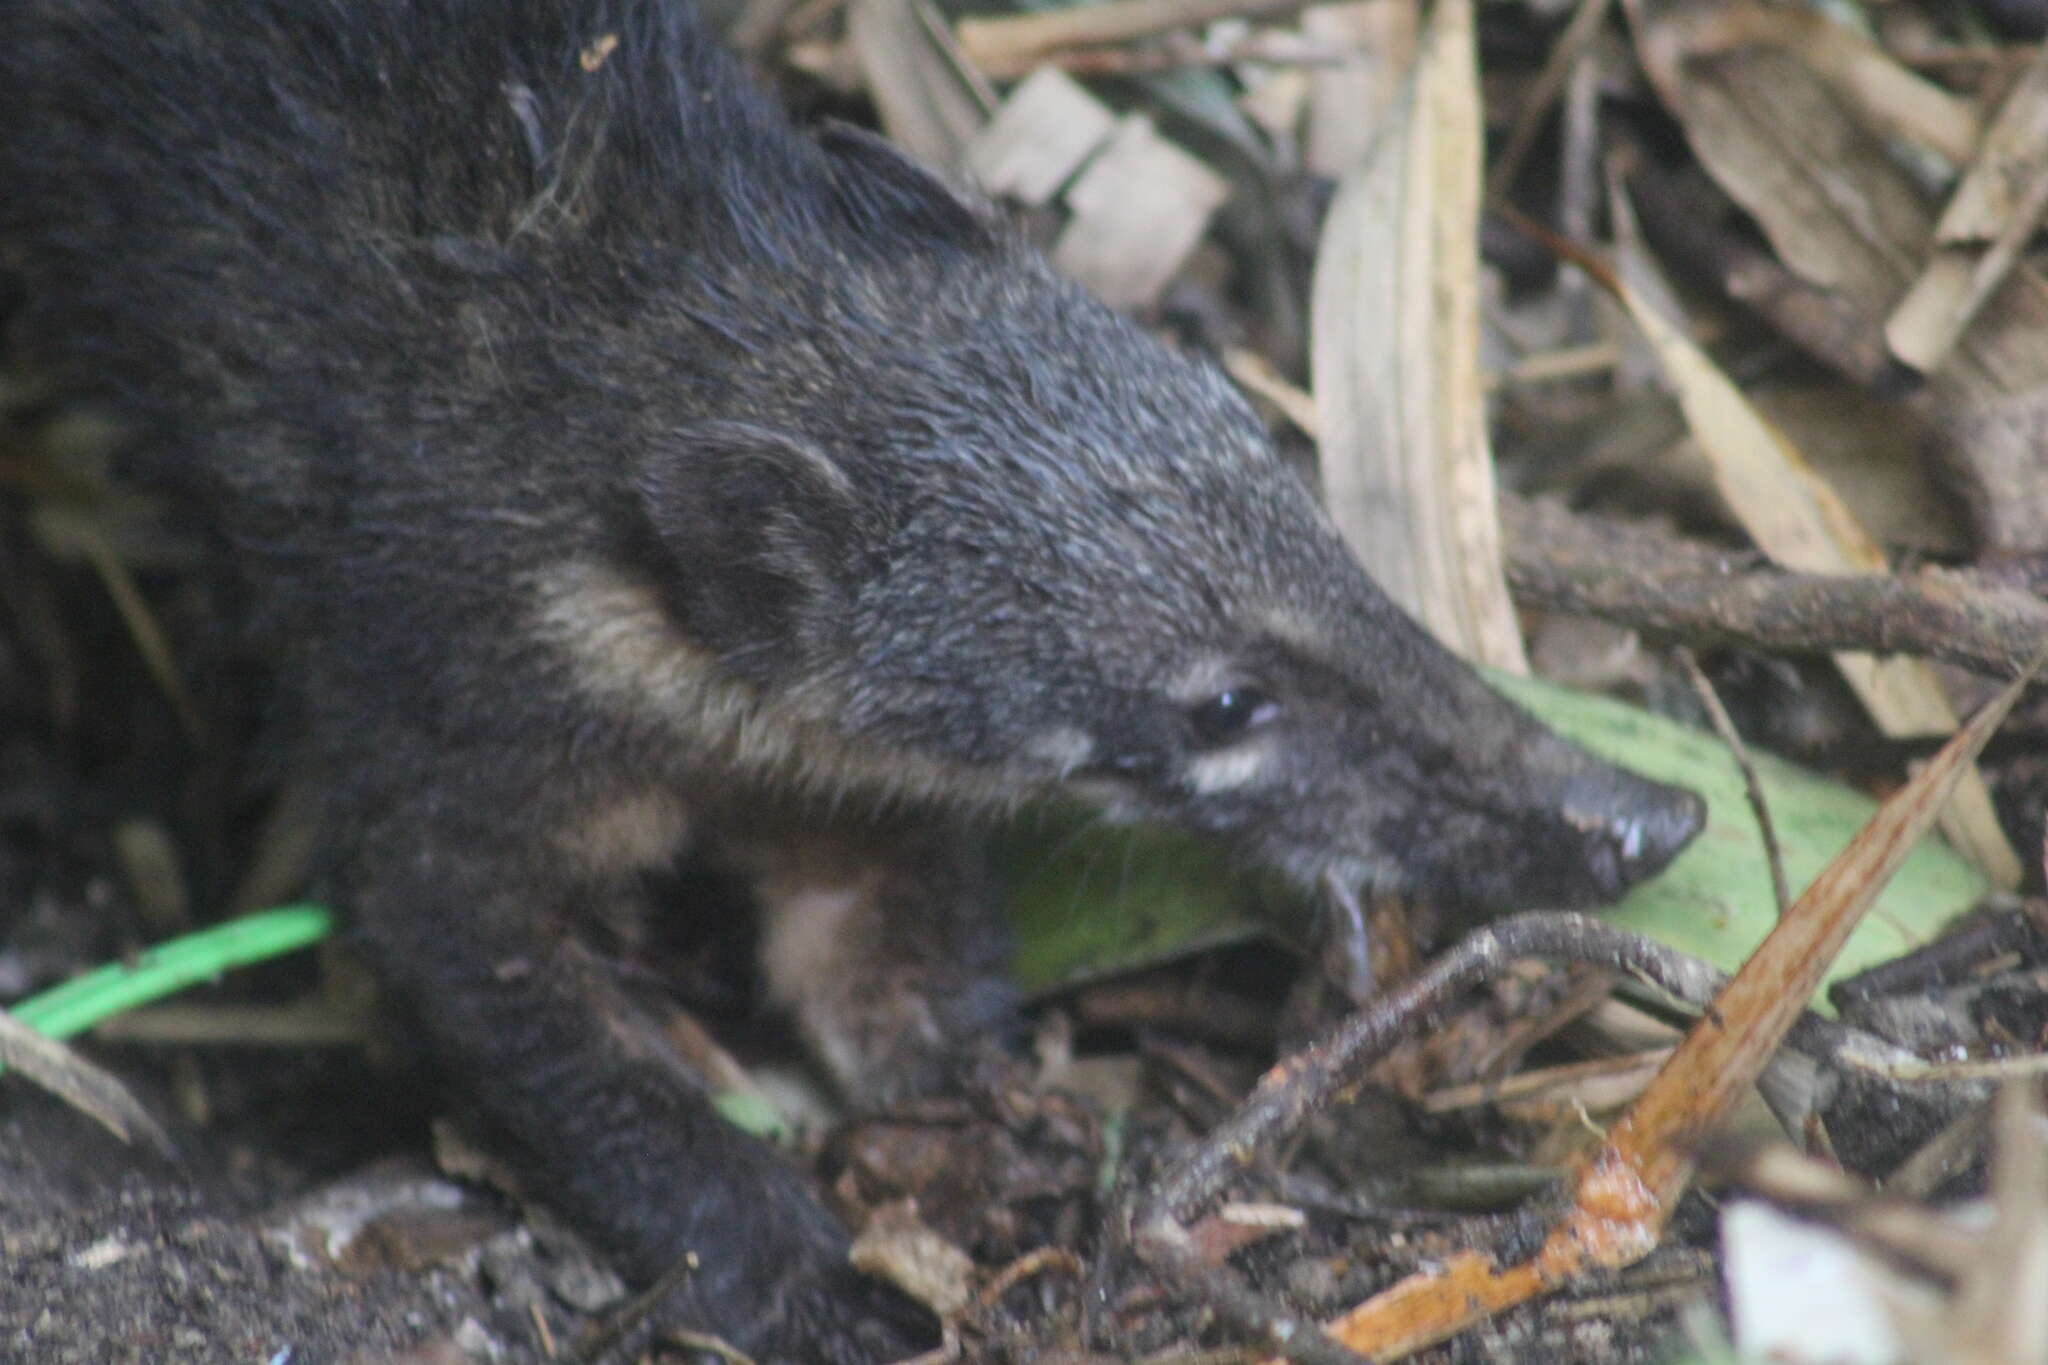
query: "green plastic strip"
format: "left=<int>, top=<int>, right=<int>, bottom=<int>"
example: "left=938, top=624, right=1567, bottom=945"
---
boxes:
left=8, top=903, right=334, bottom=1041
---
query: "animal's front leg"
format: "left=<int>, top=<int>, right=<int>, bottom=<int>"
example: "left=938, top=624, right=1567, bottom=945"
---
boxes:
left=721, top=809, right=1019, bottom=1106
left=342, top=787, right=934, bottom=1364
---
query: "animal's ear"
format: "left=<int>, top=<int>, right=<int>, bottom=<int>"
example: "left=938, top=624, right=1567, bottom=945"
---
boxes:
left=638, top=422, right=867, bottom=674
left=816, top=121, right=1000, bottom=246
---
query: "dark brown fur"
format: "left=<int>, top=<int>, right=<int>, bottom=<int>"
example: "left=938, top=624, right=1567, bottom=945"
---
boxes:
left=1, top=3, right=1702, bottom=1358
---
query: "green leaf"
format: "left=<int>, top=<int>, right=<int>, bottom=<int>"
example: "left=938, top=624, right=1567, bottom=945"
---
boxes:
left=997, top=810, right=1282, bottom=995
left=1485, top=668, right=1987, bottom=1001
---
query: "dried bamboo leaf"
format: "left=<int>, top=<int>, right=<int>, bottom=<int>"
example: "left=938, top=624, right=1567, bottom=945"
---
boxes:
left=1649, top=5, right=1982, bottom=166
left=1934, top=41, right=2048, bottom=244
left=1599, top=209, right=2020, bottom=886
left=0, top=1011, right=170, bottom=1153
left=1309, top=0, right=1527, bottom=671
left=847, top=0, right=989, bottom=170
left=1624, top=0, right=2048, bottom=556
left=1888, top=41, right=2048, bottom=375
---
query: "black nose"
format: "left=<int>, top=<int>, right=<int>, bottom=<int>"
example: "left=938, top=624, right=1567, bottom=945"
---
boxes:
left=1613, top=783, right=1706, bottom=880
left=1564, top=772, right=1705, bottom=898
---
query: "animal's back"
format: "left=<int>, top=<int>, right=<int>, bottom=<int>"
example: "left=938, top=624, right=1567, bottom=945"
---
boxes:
left=6, top=2, right=807, bottom=532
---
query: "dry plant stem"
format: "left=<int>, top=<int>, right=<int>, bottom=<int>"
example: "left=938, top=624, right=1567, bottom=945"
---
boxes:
left=567, top=1253, right=703, bottom=1363
left=975, top=1247, right=1085, bottom=1310
left=1674, top=646, right=1790, bottom=915
left=1141, top=912, right=1744, bottom=1227
left=54, top=513, right=205, bottom=742
left=1310, top=661, right=2033, bottom=1360
left=1484, top=0, right=1616, bottom=201
left=662, top=1330, right=761, bottom=1364
left=1129, top=909, right=1936, bottom=1359
left=1501, top=493, right=2048, bottom=680
left=956, top=0, right=1306, bottom=77
left=1591, top=666, right=2028, bottom=1213
left=1140, top=1231, right=1374, bottom=1365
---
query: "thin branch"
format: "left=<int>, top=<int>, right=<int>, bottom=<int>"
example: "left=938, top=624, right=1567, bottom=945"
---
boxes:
left=1675, top=646, right=1790, bottom=915
left=1502, top=493, right=2048, bottom=680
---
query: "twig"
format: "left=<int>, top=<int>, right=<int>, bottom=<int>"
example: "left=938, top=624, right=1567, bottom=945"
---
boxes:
left=1302, top=661, right=2033, bottom=1359
left=567, top=1252, right=700, bottom=1363
left=659, top=1330, right=759, bottom=1364
left=1485, top=0, right=1616, bottom=200
left=1136, top=1223, right=1373, bottom=1365
left=977, top=1247, right=1085, bottom=1311
left=1674, top=646, right=1789, bottom=916
left=957, top=0, right=1308, bottom=78
left=1501, top=493, right=2048, bottom=680
left=1135, top=911, right=1899, bottom=1228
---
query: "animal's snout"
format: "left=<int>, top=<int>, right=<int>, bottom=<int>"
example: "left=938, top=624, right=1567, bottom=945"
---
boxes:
left=1561, top=770, right=1705, bottom=899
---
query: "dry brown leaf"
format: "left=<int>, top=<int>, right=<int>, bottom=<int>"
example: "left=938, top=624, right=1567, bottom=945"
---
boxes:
left=848, top=1200, right=976, bottom=1319
left=1309, top=0, right=1528, bottom=672
left=1623, top=0, right=2048, bottom=556
left=1888, top=41, right=2048, bottom=375
left=1648, top=4, right=1982, bottom=166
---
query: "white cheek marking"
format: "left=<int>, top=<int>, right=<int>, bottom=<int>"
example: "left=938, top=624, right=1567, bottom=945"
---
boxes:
left=526, top=559, right=1015, bottom=810
left=1185, top=742, right=1273, bottom=795
left=1020, top=726, right=1095, bottom=776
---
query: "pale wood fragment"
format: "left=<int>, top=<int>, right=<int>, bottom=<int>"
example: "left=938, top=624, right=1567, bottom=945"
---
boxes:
left=966, top=67, right=1117, bottom=206
left=1052, top=116, right=1230, bottom=309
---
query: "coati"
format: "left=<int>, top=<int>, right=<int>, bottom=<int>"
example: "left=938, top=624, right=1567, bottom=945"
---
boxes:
left=1, top=1, right=1704, bottom=1359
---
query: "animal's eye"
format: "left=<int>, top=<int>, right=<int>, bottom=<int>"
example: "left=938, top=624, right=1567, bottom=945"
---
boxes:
left=1188, top=687, right=1277, bottom=747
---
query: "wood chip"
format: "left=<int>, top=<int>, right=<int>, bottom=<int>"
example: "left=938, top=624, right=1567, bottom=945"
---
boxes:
left=967, top=67, right=1118, bottom=206
left=1052, top=116, right=1230, bottom=309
